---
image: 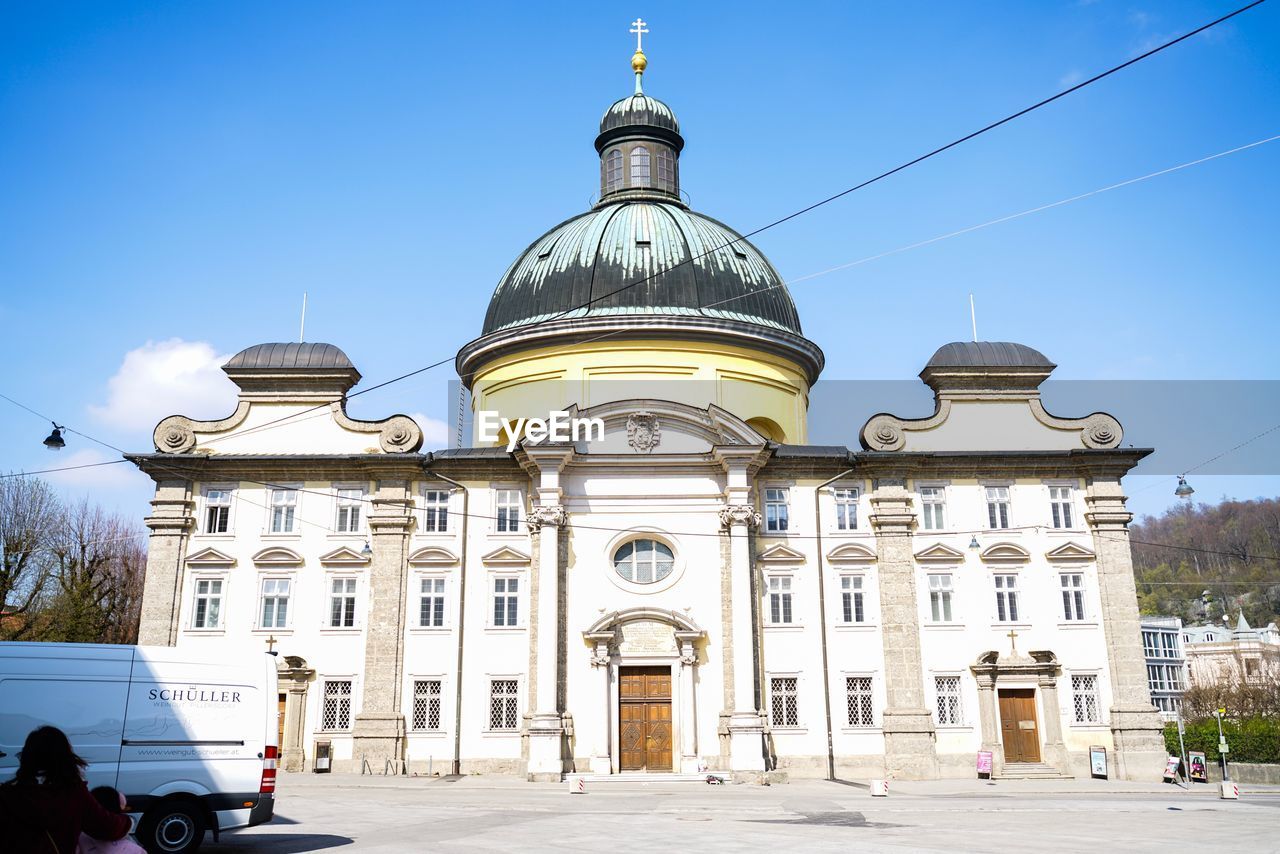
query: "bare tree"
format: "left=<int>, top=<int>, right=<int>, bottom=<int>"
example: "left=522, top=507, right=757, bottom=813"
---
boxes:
left=0, top=475, right=59, bottom=640
left=44, top=499, right=145, bottom=644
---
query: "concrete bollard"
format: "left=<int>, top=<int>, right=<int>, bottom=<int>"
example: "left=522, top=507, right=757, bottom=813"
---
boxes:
left=870, top=779, right=889, bottom=797
left=1220, top=781, right=1239, bottom=800
left=568, top=775, right=587, bottom=794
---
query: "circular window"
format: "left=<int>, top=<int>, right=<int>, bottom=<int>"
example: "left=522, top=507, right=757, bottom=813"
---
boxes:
left=613, top=539, right=674, bottom=584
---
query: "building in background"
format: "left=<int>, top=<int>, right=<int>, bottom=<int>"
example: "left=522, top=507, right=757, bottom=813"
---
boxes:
left=1184, top=614, right=1280, bottom=687
left=1140, top=616, right=1187, bottom=719
left=128, top=34, right=1167, bottom=782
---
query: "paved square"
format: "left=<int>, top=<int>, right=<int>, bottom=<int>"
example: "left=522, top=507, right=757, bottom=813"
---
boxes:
left=200, top=774, right=1279, bottom=853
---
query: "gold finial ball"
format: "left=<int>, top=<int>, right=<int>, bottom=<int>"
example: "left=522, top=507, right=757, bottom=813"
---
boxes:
left=631, top=49, right=647, bottom=74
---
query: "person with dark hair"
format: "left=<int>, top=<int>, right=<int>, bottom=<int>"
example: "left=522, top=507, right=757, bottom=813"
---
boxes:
left=0, top=726, right=131, bottom=853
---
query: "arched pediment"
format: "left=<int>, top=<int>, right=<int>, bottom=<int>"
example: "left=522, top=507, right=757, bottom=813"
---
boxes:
left=979, top=542, right=1031, bottom=563
left=827, top=542, right=877, bottom=564
left=186, top=547, right=236, bottom=568
left=757, top=543, right=806, bottom=564
left=408, top=546, right=460, bottom=566
left=584, top=607, right=704, bottom=636
left=481, top=546, right=531, bottom=566
left=550, top=400, right=766, bottom=455
left=914, top=542, right=966, bottom=563
left=318, top=546, right=370, bottom=566
left=252, top=547, right=304, bottom=566
left=1045, top=541, right=1096, bottom=562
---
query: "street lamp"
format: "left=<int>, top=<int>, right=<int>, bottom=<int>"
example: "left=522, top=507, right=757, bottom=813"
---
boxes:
left=43, top=423, right=66, bottom=450
left=968, top=535, right=980, bottom=550
left=1174, top=476, right=1195, bottom=499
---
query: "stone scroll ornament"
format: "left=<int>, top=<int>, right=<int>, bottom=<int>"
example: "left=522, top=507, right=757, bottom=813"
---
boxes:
left=626, top=411, right=661, bottom=453
left=377, top=415, right=423, bottom=453
left=526, top=505, right=567, bottom=532
left=153, top=416, right=198, bottom=454
left=718, top=504, right=762, bottom=530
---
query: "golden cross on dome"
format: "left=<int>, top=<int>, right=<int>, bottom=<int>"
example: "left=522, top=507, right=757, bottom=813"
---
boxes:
left=630, top=18, right=648, bottom=52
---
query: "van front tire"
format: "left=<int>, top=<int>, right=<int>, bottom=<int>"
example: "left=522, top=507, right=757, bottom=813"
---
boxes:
left=138, top=800, right=207, bottom=854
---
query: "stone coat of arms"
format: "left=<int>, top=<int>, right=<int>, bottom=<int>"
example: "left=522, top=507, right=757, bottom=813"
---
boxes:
left=626, top=411, right=661, bottom=453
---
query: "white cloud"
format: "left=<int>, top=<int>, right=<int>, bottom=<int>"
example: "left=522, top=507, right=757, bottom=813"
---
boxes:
left=90, top=339, right=237, bottom=432
left=410, top=413, right=452, bottom=449
left=43, top=448, right=148, bottom=493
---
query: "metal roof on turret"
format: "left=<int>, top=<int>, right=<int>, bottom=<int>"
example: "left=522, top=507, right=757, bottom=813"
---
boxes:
left=224, top=342, right=355, bottom=371
left=925, top=341, right=1055, bottom=369
left=481, top=201, right=803, bottom=336
left=600, top=93, right=680, bottom=135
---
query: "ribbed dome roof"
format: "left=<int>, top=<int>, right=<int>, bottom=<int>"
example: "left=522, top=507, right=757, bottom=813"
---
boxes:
left=926, top=341, right=1055, bottom=369
left=224, top=342, right=355, bottom=370
left=481, top=201, right=802, bottom=336
left=600, top=93, right=680, bottom=136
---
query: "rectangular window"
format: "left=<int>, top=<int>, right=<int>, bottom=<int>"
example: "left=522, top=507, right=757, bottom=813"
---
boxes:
left=833, top=487, right=858, bottom=531
left=1060, top=573, right=1086, bottom=621
left=422, top=489, right=450, bottom=533
left=489, top=679, right=519, bottom=730
left=928, top=574, right=953, bottom=622
left=1165, top=664, right=1185, bottom=691
left=994, top=574, right=1019, bottom=622
left=412, top=679, right=443, bottom=731
left=764, top=488, right=789, bottom=533
left=495, top=489, right=521, bottom=533
left=1147, top=664, right=1167, bottom=692
left=321, top=679, right=353, bottom=730
left=1142, top=630, right=1159, bottom=658
left=492, top=577, right=519, bottom=627
left=1049, top=485, right=1074, bottom=529
left=845, top=676, right=874, bottom=727
left=259, top=578, right=290, bottom=629
left=935, top=675, right=963, bottom=726
left=334, top=488, right=362, bottom=533
left=840, top=576, right=865, bottom=624
left=770, top=676, right=800, bottom=728
left=329, top=578, right=357, bottom=628
left=192, top=578, right=223, bottom=629
left=204, top=488, right=232, bottom=534
left=1160, top=632, right=1178, bottom=658
left=767, top=576, right=793, bottom=625
left=269, top=488, right=298, bottom=534
left=985, top=486, right=1011, bottom=529
left=920, top=486, right=946, bottom=530
left=419, top=577, right=446, bottom=628
left=1071, top=674, right=1101, bottom=724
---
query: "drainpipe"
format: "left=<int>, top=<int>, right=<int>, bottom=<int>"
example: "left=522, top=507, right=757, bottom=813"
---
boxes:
left=428, top=466, right=469, bottom=777
left=814, top=464, right=857, bottom=781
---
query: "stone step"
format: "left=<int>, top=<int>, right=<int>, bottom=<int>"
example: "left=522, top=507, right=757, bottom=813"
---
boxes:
left=996, top=763, right=1074, bottom=780
left=572, top=772, right=721, bottom=784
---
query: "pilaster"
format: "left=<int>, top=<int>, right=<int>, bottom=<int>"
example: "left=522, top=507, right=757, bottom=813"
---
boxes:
left=137, top=480, right=194, bottom=647
left=277, top=656, right=315, bottom=772
left=1085, top=475, right=1166, bottom=781
left=869, top=477, right=938, bottom=779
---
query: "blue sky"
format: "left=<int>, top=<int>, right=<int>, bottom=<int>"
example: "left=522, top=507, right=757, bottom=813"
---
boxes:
left=1, top=1, right=1278, bottom=522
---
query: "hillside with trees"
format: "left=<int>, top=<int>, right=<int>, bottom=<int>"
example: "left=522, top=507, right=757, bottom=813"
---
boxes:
left=1131, top=497, right=1280, bottom=627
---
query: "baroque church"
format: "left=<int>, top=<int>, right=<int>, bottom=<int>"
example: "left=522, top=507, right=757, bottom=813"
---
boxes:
left=130, top=32, right=1166, bottom=782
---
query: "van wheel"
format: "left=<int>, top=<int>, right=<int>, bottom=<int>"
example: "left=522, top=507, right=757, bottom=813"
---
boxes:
left=138, top=801, right=206, bottom=854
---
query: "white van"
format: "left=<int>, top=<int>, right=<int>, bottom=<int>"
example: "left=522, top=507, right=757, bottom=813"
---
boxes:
left=0, top=642, right=277, bottom=853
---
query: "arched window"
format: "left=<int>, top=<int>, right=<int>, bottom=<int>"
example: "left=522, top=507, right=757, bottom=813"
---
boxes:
left=630, top=146, right=651, bottom=187
left=613, top=538, right=673, bottom=584
left=604, top=149, right=623, bottom=194
left=656, top=149, right=675, bottom=189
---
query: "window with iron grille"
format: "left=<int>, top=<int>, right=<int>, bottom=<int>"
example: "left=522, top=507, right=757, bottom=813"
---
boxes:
left=605, top=149, right=623, bottom=193
left=1061, top=573, right=1086, bottom=621
left=412, top=679, right=442, bottom=731
left=764, top=488, right=789, bottom=533
left=329, top=578, right=356, bottom=628
left=840, top=575, right=864, bottom=623
left=928, top=574, right=953, bottom=622
left=204, top=488, right=232, bottom=534
left=492, top=577, right=519, bottom=627
left=1049, top=485, right=1074, bottom=528
left=767, top=576, right=793, bottom=624
left=935, top=675, right=963, bottom=726
left=419, top=577, right=445, bottom=627
left=1071, top=674, right=1101, bottom=724
left=334, top=488, right=362, bottom=533
left=846, top=676, right=874, bottom=727
left=630, top=146, right=651, bottom=186
left=321, top=679, right=352, bottom=730
left=489, top=679, right=519, bottom=730
left=770, top=676, right=800, bottom=727
left=919, top=486, right=946, bottom=530
left=994, top=574, right=1019, bottom=622
left=259, top=578, right=290, bottom=629
left=495, top=489, right=521, bottom=533
left=833, top=487, right=858, bottom=530
left=422, top=489, right=449, bottom=533
left=192, top=578, right=223, bottom=629
left=269, top=488, right=298, bottom=534
left=985, top=486, right=1011, bottom=529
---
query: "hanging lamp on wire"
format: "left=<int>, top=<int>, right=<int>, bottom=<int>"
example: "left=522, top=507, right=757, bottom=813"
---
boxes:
left=43, top=423, right=66, bottom=450
left=1174, top=475, right=1195, bottom=499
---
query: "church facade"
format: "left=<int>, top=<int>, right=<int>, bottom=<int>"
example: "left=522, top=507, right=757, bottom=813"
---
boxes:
left=130, top=40, right=1165, bottom=782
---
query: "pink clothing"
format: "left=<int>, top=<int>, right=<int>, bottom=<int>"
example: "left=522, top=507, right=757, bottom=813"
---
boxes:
left=78, top=832, right=146, bottom=854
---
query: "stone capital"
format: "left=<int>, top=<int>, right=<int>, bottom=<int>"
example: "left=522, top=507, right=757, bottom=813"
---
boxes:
left=718, top=504, right=761, bottom=530
left=527, top=504, right=567, bottom=532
